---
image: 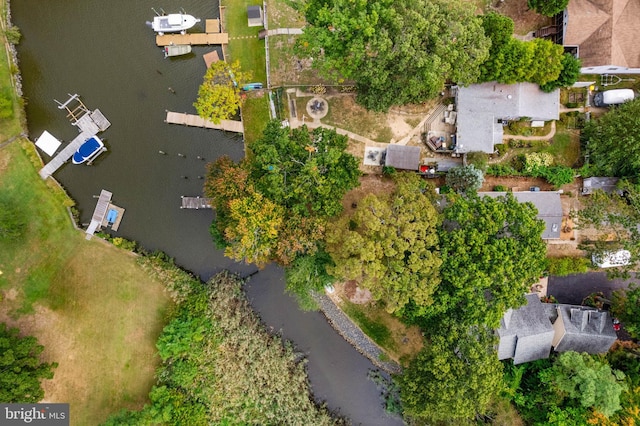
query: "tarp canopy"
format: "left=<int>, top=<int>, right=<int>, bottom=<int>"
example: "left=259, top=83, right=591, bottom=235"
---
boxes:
left=35, top=130, right=62, bottom=156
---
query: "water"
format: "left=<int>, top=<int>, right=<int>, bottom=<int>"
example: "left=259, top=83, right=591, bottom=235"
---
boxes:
left=13, top=1, right=402, bottom=424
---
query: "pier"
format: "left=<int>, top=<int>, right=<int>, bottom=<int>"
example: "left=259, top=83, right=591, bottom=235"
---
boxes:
left=181, top=196, right=212, bottom=209
left=165, top=111, right=244, bottom=133
left=156, top=32, right=228, bottom=46
left=39, top=95, right=111, bottom=180
left=85, top=190, right=126, bottom=239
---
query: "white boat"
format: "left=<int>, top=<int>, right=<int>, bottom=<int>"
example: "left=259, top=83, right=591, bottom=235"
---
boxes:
left=151, top=13, right=200, bottom=35
left=72, top=136, right=105, bottom=165
left=164, top=44, right=192, bottom=58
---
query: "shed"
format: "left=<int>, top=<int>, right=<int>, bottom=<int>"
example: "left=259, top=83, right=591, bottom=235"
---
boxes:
left=384, top=144, right=421, bottom=171
left=479, top=192, right=563, bottom=239
left=247, top=6, right=263, bottom=27
left=581, top=177, right=620, bottom=195
left=35, top=130, right=62, bottom=157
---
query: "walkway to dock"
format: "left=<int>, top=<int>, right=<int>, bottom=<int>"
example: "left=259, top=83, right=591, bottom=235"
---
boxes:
left=165, top=111, right=243, bottom=133
left=38, top=108, right=111, bottom=180
left=156, top=33, right=228, bottom=46
left=181, top=196, right=212, bottom=209
left=86, top=189, right=112, bottom=239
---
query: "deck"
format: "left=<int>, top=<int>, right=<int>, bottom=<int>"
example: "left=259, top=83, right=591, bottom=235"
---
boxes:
left=39, top=130, right=95, bottom=179
left=165, top=111, right=243, bottom=133
left=86, top=190, right=112, bottom=239
left=156, top=32, right=228, bottom=46
left=181, top=196, right=212, bottom=209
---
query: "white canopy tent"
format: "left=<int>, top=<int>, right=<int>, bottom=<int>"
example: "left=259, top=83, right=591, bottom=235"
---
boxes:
left=35, top=130, right=62, bottom=156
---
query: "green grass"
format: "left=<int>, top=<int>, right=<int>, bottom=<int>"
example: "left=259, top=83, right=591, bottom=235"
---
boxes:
left=0, top=142, right=172, bottom=425
left=223, top=0, right=267, bottom=83
left=342, top=301, right=394, bottom=350
left=242, top=92, right=271, bottom=145
left=266, top=0, right=305, bottom=28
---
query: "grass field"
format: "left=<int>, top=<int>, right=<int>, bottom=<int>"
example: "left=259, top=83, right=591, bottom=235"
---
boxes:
left=0, top=142, right=172, bottom=425
left=223, top=0, right=267, bottom=83
left=242, top=91, right=270, bottom=145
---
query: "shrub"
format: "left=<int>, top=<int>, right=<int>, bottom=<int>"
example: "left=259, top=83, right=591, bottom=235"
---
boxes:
left=486, top=164, right=519, bottom=177
left=565, top=102, right=579, bottom=109
left=445, top=165, right=484, bottom=194
left=466, top=152, right=489, bottom=172
left=541, top=165, right=575, bottom=188
left=494, top=144, right=508, bottom=157
left=112, top=237, right=137, bottom=252
left=493, top=185, right=508, bottom=192
left=547, top=257, right=590, bottom=276
left=382, top=166, right=397, bottom=176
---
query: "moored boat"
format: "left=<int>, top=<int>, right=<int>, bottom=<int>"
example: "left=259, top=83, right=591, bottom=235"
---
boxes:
left=151, top=12, right=200, bottom=35
left=72, top=136, right=105, bottom=165
left=164, top=44, right=192, bottom=58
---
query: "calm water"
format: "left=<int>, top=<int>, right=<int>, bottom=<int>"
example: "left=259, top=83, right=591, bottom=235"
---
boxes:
left=13, top=1, right=402, bottom=424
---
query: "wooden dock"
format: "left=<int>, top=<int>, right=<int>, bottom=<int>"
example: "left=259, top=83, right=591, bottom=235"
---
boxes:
left=156, top=32, right=228, bottom=46
left=86, top=189, right=112, bottom=238
left=165, top=111, right=244, bottom=133
left=181, top=196, right=212, bottom=209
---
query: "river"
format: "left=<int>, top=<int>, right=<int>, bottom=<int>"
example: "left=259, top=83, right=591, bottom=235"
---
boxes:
left=12, top=1, right=402, bottom=424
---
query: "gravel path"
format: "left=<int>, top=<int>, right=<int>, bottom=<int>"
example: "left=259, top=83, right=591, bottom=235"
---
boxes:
left=313, top=292, right=402, bottom=375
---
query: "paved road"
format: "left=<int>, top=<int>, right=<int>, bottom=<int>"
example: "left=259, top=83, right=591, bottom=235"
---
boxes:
left=548, top=272, right=638, bottom=305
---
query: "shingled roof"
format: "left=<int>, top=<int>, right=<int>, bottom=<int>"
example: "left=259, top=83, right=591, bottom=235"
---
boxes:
left=564, top=0, right=640, bottom=68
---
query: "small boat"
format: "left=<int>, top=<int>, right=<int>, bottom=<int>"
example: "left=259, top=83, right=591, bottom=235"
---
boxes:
left=164, top=44, right=192, bottom=58
left=150, top=12, right=200, bottom=35
left=72, top=136, right=105, bottom=165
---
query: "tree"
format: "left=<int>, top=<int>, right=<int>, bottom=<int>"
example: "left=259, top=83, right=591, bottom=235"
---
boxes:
left=528, top=0, right=570, bottom=17
left=612, top=284, right=640, bottom=339
left=427, top=193, right=546, bottom=327
left=540, top=351, right=627, bottom=417
left=284, top=247, right=335, bottom=310
left=445, top=164, right=484, bottom=194
left=399, top=325, right=504, bottom=422
left=582, top=98, right=640, bottom=177
left=248, top=121, right=361, bottom=218
left=326, top=173, right=441, bottom=313
left=0, top=324, right=57, bottom=402
left=194, top=60, right=251, bottom=124
left=540, top=53, right=582, bottom=92
left=298, top=0, right=490, bottom=111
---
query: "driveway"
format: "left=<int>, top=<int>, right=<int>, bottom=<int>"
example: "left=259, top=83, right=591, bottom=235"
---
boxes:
left=548, top=272, right=638, bottom=305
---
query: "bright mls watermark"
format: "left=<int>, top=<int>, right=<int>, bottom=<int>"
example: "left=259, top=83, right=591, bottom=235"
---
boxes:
left=0, top=404, right=69, bottom=425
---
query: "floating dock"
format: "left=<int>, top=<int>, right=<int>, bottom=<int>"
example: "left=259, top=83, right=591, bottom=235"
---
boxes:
left=165, top=111, right=243, bottom=133
left=85, top=189, right=125, bottom=239
left=181, top=196, right=212, bottom=209
left=156, top=32, right=228, bottom=46
left=39, top=95, right=111, bottom=180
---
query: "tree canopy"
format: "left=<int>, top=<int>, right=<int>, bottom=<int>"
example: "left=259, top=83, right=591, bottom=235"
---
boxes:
left=612, top=284, right=640, bottom=339
left=582, top=98, right=640, bottom=177
left=204, top=120, right=360, bottom=267
left=0, top=323, right=57, bottom=403
left=540, top=53, right=582, bottom=93
left=445, top=164, right=484, bottom=194
left=298, top=0, right=490, bottom=111
left=541, top=351, right=627, bottom=417
left=326, top=173, right=441, bottom=313
left=528, top=0, right=570, bottom=17
left=194, top=60, right=251, bottom=124
left=426, top=193, right=547, bottom=327
left=399, top=325, right=504, bottom=422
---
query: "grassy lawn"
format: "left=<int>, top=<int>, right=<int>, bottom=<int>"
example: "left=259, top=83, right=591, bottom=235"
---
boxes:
left=0, top=142, right=171, bottom=424
left=223, top=0, right=267, bottom=83
left=266, top=0, right=305, bottom=28
left=340, top=300, right=423, bottom=366
left=242, top=91, right=271, bottom=145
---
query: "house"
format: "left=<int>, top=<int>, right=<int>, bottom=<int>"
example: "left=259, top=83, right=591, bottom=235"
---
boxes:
left=384, top=144, right=421, bottom=171
left=497, top=294, right=556, bottom=364
left=247, top=6, right=263, bottom=27
left=454, top=82, right=560, bottom=154
left=552, top=305, right=618, bottom=354
left=581, top=177, right=620, bottom=195
left=478, top=192, right=563, bottom=239
left=497, top=294, right=618, bottom=365
left=560, top=0, right=640, bottom=74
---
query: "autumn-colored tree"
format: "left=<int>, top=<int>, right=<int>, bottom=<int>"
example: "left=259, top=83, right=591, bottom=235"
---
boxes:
left=326, top=172, right=441, bottom=313
left=194, top=60, right=252, bottom=124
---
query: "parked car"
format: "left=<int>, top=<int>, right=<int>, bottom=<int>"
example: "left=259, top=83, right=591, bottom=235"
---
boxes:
left=592, top=249, right=631, bottom=268
left=593, top=89, right=635, bottom=107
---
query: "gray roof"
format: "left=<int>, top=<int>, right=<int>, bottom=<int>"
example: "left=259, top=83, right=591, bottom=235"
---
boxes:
left=478, top=192, right=563, bottom=239
left=247, top=5, right=261, bottom=19
left=456, top=82, right=560, bottom=153
left=385, top=144, right=421, bottom=171
left=497, top=294, right=555, bottom=364
left=581, top=177, right=620, bottom=195
left=554, top=305, right=617, bottom=354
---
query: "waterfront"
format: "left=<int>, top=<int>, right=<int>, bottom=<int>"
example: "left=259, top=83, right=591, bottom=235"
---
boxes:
left=12, top=1, right=402, bottom=424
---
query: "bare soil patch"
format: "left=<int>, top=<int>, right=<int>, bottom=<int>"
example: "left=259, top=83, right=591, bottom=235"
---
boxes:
left=342, top=175, right=396, bottom=212
left=489, top=0, right=552, bottom=35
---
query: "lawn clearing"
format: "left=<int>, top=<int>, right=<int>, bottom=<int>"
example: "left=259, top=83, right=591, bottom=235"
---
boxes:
left=242, top=91, right=271, bottom=145
left=223, top=0, right=267, bottom=83
left=0, top=142, right=171, bottom=425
